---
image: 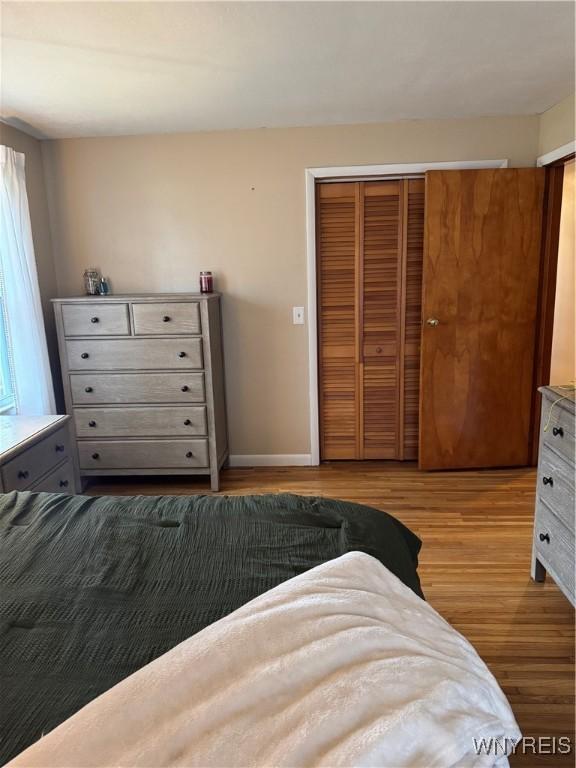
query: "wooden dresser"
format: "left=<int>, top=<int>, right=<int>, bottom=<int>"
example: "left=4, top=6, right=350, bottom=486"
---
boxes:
left=531, top=386, right=575, bottom=606
left=0, top=415, right=78, bottom=493
left=53, top=294, right=228, bottom=491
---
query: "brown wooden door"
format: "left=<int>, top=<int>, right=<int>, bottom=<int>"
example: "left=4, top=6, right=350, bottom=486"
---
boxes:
left=419, top=169, right=545, bottom=470
left=317, top=179, right=424, bottom=460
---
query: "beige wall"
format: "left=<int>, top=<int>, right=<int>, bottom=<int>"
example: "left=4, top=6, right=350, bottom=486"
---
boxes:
left=42, top=114, right=540, bottom=456
left=0, top=122, right=63, bottom=408
left=550, top=160, right=575, bottom=385
left=538, top=93, right=575, bottom=157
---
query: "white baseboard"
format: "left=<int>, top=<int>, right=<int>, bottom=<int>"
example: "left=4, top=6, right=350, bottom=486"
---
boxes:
left=228, top=454, right=313, bottom=467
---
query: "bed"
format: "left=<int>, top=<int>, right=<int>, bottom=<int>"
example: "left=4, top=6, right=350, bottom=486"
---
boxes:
left=0, top=490, right=423, bottom=764
left=3, top=490, right=522, bottom=767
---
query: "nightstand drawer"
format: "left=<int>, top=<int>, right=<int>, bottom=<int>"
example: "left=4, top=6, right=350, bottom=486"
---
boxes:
left=534, top=501, right=575, bottom=600
left=74, top=406, right=207, bottom=437
left=2, top=426, right=70, bottom=491
left=536, top=445, right=575, bottom=532
left=30, top=459, right=75, bottom=494
left=132, top=302, right=201, bottom=335
left=66, top=338, right=203, bottom=371
left=70, top=373, right=206, bottom=404
left=62, top=303, right=130, bottom=336
left=79, top=439, right=209, bottom=470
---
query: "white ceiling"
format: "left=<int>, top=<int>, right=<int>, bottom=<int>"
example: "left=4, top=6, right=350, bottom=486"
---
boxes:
left=1, top=1, right=574, bottom=139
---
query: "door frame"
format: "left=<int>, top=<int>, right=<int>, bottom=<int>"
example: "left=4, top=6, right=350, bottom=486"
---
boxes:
left=530, top=140, right=576, bottom=462
left=305, top=159, right=509, bottom=465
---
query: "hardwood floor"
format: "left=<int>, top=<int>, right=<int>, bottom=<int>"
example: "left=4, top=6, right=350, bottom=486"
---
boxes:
left=86, top=462, right=575, bottom=766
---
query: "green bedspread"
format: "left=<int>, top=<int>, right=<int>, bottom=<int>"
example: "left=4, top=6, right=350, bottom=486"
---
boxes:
left=0, top=491, right=422, bottom=763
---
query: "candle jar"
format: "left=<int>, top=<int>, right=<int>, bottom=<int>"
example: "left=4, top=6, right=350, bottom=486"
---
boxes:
left=199, top=271, right=213, bottom=293
left=83, top=268, right=101, bottom=295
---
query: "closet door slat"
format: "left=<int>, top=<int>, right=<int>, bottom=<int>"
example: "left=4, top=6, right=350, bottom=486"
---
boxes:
left=317, top=183, right=359, bottom=459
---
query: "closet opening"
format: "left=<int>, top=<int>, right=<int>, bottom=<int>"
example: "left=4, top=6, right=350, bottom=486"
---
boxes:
left=531, top=150, right=576, bottom=461
left=314, top=163, right=562, bottom=470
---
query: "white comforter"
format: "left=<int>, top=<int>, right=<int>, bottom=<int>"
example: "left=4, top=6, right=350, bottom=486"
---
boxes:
left=10, top=552, right=520, bottom=768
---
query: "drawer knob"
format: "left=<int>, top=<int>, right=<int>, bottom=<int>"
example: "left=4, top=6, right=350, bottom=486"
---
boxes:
left=92, top=452, right=100, bottom=460
left=178, top=351, right=186, bottom=358
left=376, top=346, right=382, bottom=354
left=184, top=419, right=192, bottom=426
left=55, top=444, right=65, bottom=452
left=539, top=532, right=550, bottom=544
left=88, top=420, right=97, bottom=427
left=542, top=476, right=554, bottom=487
left=85, top=386, right=93, bottom=393
left=90, top=317, right=99, bottom=324
left=181, top=385, right=189, bottom=392
left=552, top=426, right=564, bottom=437
left=59, top=479, right=69, bottom=488
left=186, top=451, right=193, bottom=458
left=81, top=352, right=89, bottom=359
left=163, top=315, right=171, bottom=322
left=17, top=469, right=29, bottom=479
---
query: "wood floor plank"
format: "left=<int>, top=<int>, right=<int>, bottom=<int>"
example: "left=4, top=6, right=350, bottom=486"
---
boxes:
left=86, top=462, right=575, bottom=766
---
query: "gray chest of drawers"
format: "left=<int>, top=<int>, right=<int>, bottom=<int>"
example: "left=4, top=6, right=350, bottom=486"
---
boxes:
left=531, top=386, right=575, bottom=606
left=0, top=415, right=79, bottom=494
left=53, top=294, right=228, bottom=491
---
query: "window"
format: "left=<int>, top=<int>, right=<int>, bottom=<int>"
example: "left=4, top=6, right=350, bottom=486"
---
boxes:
left=0, top=145, right=55, bottom=415
left=0, top=270, right=15, bottom=413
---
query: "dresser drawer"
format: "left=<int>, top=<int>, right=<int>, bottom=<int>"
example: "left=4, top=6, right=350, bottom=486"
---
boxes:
left=2, top=426, right=71, bottom=491
left=541, top=399, right=575, bottom=466
left=534, top=501, right=575, bottom=599
left=70, top=373, right=206, bottom=404
left=536, top=445, right=575, bottom=531
left=30, top=459, right=75, bottom=494
left=79, top=439, right=209, bottom=470
left=74, top=406, right=207, bottom=437
left=132, top=302, right=201, bottom=335
left=62, top=303, right=130, bottom=336
left=66, top=338, right=203, bottom=371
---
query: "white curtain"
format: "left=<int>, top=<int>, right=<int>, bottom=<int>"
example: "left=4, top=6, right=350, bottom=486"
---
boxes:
left=0, top=145, right=55, bottom=414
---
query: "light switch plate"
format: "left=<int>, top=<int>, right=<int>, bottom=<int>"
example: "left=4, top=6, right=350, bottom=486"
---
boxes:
left=293, top=306, right=305, bottom=325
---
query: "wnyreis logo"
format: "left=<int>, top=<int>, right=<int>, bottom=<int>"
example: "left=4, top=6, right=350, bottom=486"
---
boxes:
left=473, top=736, right=572, bottom=756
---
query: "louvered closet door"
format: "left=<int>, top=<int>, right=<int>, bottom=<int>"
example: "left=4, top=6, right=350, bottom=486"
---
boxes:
left=317, top=183, right=359, bottom=459
left=317, top=180, right=424, bottom=461
left=362, top=181, right=402, bottom=459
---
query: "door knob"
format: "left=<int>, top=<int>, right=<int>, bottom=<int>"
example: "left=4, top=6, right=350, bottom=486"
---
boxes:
left=426, top=318, right=440, bottom=327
